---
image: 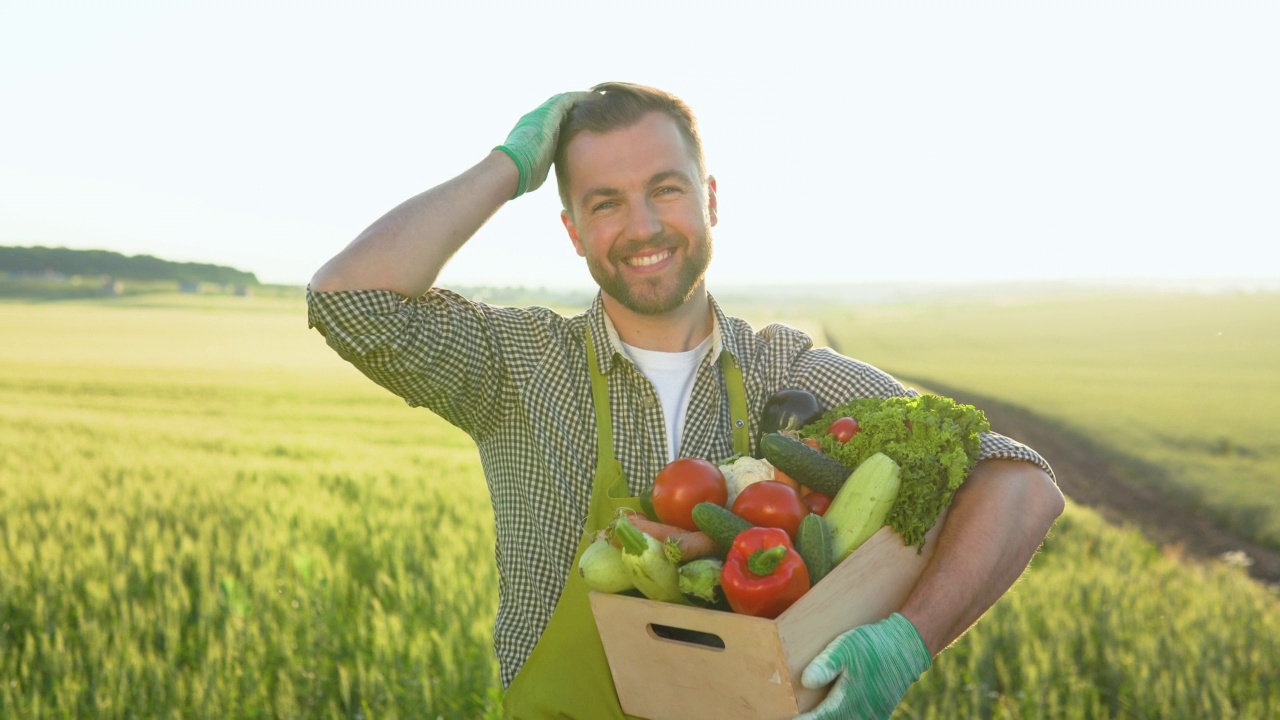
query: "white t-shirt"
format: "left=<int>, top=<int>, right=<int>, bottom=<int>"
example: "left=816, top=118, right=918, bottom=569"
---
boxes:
left=621, top=336, right=714, bottom=462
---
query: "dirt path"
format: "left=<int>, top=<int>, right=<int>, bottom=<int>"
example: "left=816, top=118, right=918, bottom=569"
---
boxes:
left=896, top=376, right=1280, bottom=584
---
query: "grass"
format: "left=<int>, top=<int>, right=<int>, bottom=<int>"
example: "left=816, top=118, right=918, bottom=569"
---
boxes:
left=1, top=291, right=1277, bottom=718
left=0, top=295, right=501, bottom=718
left=910, top=503, right=1278, bottom=719
left=819, top=290, right=1280, bottom=547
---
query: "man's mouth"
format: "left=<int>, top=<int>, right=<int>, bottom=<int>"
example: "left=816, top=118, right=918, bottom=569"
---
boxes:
left=623, top=249, right=674, bottom=267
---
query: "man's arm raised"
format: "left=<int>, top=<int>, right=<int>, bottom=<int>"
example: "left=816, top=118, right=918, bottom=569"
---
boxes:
left=310, top=91, right=588, bottom=296
left=310, top=151, right=518, bottom=296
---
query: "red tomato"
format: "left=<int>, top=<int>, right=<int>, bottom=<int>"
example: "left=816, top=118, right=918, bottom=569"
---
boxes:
left=802, top=438, right=822, bottom=450
left=731, top=481, right=808, bottom=539
left=803, top=492, right=832, bottom=516
left=827, top=417, right=861, bottom=443
left=651, top=458, right=728, bottom=531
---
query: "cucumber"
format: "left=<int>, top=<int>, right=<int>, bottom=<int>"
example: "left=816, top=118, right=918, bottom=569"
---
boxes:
left=760, top=433, right=853, bottom=496
left=639, top=487, right=660, bottom=522
left=795, top=513, right=833, bottom=585
left=691, top=502, right=754, bottom=552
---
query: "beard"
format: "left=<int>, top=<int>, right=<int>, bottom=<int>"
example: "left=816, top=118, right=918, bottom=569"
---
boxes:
left=586, top=230, right=713, bottom=316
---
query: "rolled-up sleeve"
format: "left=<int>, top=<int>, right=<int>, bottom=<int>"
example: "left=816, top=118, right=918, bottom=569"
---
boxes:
left=977, top=431, right=1055, bottom=482
left=758, top=324, right=1056, bottom=483
left=306, top=286, right=508, bottom=438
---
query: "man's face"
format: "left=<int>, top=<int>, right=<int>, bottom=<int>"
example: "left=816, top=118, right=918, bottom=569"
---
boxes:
left=560, top=112, right=717, bottom=316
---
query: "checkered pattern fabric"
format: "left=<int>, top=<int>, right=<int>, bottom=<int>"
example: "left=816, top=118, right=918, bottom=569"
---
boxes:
left=306, top=287, right=1053, bottom=687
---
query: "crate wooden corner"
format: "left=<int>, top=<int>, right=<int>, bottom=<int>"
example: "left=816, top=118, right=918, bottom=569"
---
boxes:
left=590, top=512, right=946, bottom=720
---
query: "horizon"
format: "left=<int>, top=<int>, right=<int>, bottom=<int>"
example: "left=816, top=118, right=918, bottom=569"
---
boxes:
left=2, top=2, right=1277, bottom=287
left=6, top=242, right=1279, bottom=300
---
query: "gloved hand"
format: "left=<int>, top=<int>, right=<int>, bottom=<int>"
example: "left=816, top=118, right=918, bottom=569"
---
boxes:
left=494, top=91, right=590, bottom=198
left=795, top=612, right=932, bottom=720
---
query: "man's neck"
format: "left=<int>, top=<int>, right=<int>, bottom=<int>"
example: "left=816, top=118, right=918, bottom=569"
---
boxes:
left=601, top=286, right=713, bottom=352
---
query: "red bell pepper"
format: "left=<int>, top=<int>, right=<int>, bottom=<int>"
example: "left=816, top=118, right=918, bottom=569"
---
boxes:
left=720, top=526, right=811, bottom=618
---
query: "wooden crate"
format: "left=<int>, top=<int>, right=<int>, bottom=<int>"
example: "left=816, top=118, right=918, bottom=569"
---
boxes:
left=589, top=513, right=945, bottom=720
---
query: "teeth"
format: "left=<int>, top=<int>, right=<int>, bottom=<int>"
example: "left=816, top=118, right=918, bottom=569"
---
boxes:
left=627, top=249, right=673, bottom=267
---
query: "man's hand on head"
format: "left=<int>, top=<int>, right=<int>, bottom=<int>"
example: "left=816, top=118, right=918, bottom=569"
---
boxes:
left=495, top=91, right=590, bottom=199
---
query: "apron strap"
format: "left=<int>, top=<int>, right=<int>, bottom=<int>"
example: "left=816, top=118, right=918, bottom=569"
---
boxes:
left=585, top=330, right=616, bottom=468
left=719, top=350, right=751, bottom=456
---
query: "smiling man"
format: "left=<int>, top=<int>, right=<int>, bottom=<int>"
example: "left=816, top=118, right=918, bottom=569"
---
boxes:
left=307, top=83, right=1063, bottom=719
left=560, top=109, right=715, bottom=327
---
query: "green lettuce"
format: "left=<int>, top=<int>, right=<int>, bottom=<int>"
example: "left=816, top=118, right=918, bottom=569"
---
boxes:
left=799, top=394, right=989, bottom=548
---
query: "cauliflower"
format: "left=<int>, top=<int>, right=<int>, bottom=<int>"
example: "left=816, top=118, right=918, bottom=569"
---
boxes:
left=718, top=455, right=777, bottom=507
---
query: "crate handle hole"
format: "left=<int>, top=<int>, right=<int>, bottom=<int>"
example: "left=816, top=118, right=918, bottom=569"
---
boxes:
left=647, top=623, right=726, bottom=650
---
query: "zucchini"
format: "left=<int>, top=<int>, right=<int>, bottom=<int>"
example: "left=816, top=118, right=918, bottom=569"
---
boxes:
left=795, top=513, right=833, bottom=585
left=760, top=433, right=853, bottom=496
left=614, top=517, right=688, bottom=604
left=578, top=536, right=636, bottom=593
left=826, top=452, right=902, bottom=562
left=691, top=502, right=754, bottom=552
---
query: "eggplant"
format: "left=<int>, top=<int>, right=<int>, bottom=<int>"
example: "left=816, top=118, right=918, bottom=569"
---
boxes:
left=757, top=389, right=823, bottom=448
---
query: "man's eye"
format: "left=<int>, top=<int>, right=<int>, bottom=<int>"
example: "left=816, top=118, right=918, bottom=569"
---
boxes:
left=656, top=186, right=681, bottom=196
left=591, top=201, right=617, bottom=213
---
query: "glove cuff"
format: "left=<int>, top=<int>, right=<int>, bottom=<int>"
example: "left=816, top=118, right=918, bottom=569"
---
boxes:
left=887, top=612, right=932, bottom=675
left=493, top=145, right=528, bottom=199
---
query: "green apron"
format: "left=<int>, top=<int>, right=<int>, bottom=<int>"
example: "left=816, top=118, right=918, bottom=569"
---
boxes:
left=502, top=331, right=751, bottom=719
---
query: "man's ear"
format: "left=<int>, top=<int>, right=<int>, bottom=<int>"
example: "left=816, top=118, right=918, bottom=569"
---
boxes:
left=561, top=210, right=585, bottom=256
left=707, top=175, right=718, bottom=227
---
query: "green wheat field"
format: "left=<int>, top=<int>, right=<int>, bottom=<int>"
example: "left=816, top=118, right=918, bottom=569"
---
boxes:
left=1, top=290, right=1277, bottom=719
left=820, top=290, right=1280, bottom=548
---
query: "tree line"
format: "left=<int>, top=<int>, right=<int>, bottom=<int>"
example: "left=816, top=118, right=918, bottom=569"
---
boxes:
left=0, top=246, right=259, bottom=285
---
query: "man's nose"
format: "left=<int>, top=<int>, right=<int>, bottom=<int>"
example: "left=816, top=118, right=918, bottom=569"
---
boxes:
left=625, top=199, right=663, bottom=241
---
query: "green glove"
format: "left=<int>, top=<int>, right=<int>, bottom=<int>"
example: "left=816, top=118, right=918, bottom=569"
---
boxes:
left=494, top=91, right=589, bottom=199
left=795, top=613, right=932, bottom=720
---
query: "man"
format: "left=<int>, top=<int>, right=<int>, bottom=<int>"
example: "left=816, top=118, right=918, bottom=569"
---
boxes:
left=308, top=83, right=1064, bottom=719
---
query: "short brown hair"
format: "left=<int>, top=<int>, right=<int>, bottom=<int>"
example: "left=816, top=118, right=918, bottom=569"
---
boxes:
left=554, top=82, right=706, bottom=213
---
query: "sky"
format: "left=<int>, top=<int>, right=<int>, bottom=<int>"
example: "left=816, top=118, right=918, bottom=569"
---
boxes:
left=2, top=1, right=1277, bottom=289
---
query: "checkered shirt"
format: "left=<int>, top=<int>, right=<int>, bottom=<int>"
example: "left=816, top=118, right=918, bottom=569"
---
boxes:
left=306, top=287, right=1053, bottom=687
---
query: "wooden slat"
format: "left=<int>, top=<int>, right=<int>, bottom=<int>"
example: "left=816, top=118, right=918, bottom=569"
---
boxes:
left=776, top=512, right=946, bottom=711
left=590, top=594, right=799, bottom=718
